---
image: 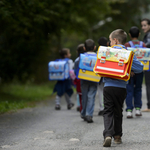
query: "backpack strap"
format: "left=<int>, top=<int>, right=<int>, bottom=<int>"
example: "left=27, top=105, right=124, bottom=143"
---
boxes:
left=139, top=41, right=143, bottom=47
left=128, top=41, right=134, bottom=47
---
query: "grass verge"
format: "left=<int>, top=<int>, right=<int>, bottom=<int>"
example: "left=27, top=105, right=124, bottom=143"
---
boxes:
left=0, top=82, right=56, bottom=114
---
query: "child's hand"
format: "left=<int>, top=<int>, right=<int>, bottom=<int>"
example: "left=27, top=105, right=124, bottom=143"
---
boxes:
left=130, top=71, right=135, bottom=77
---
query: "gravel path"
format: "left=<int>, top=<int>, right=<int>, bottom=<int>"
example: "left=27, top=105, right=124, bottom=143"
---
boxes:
left=0, top=84, right=150, bottom=150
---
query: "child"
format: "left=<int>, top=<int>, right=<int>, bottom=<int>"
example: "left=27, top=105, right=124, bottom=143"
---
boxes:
left=125, top=26, right=146, bottom=118
left=80, top=39, right=97, bottom=123
left=141, top=18, right=150, bottom=112
left=97, top=37, right=108, bottom=116
left=103, top=29, right=143, bottom=147
left=53, top=48, right=74, bottom=110
left=74, top=43, right=85, bottom=112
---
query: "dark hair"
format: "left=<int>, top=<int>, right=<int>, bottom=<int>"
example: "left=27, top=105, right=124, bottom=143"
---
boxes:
left=129, top=26, right=140, bottom=38
left=59, top=48, right=69, bottom=58
left=110, top=29, right=127, bottom=45
left=84, top=39, right=95, bottom=51
left=77, top=43, right=84, bottom=57
left=141, top=18, right=150, bottom=25
left=98, top=37, right=108, bottom=46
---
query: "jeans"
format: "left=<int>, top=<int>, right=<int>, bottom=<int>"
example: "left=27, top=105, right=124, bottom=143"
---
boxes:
left=126, top=72, right=143, bottom=111
left=81, top=80, right=97, bottom=117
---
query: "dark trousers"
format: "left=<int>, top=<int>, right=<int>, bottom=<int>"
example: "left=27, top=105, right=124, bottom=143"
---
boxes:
left=145, top=71, right=150, bottom=109
left=103, top=87, right=127, bottom=139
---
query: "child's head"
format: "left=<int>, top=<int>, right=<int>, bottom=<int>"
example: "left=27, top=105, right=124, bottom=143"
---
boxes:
left=129, top=26, right=140, bottom=38
left=109, top=29, right=127, bottom=46
left=141, top=18, right=150, bottom=33
left=77, top=43, right=84, bottom=57
left=98, top=37, right=108, bottom=46
left=84, top=39, right=96, bottom=52
left=59, top=48, right=71, bottom=59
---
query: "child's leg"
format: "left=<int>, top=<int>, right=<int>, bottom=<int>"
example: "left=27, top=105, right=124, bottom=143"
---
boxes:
left=113, top=88, right=126, bottom=137
left=98, top=83, right=104, bottom=111
left=55, top=95, right=61, bottom=105
left=134, top=72, right=143, bottom=109
left=86, top=83, right=97, bottom=117
left=103, top=87, right=114, bottom=138
left=64, top=93, right=71, bottom=104
left=77, top=93, right=80, bottom=107
left=64, top=93, right=74, bottom=109
left=76, top=93, right=80, bottom=111
left=55, top=95, right=61, bottom=110
left=81, top=80, right=89, bottom=117
left=79, top=94, right=82, bottom=112
left=125, top=77, right=134, bottom=111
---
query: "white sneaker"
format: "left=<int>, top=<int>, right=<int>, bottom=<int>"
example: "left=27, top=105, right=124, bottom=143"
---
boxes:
left=127, top=111, right=133, bottom=118
left=135, top=109, right=142, bottom=116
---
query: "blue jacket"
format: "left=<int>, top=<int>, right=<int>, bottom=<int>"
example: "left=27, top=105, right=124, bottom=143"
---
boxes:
left=103, top=44, right=143, bottom=88
left=131, top=55, right=143, bottom=73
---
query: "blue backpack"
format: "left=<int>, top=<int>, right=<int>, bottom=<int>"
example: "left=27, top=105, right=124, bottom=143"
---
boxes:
left=78, top=53, right=101, bottom=82
left=48, top=58, right=70, bottom=80
left=128, top=41, right=143, bottom=48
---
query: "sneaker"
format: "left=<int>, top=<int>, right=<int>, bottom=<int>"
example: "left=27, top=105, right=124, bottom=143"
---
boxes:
left=98, top=110, right=104, bottom=116
left=103, top=136, right=112, bottom=147
left=55, top=104, right=61, bottom=110
left=114, top=135, right=122, bottom=144
left=80, top=115, right=87, bottom=121
left=76, top=106, right=80, bottom=112
left=126, top=110, right=133, bottom=118
left=67, top=103, right=74, bottom=110
left=135, top=108, right=142, bottom=116
left=85, top=116, right=93, bottom=123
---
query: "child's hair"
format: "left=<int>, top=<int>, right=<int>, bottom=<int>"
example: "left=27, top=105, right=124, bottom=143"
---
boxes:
left=84, top=39, right=95, bottom=51
left=141, top=18, right=150, bottom=25
left=77, top=43, right=84, bottom=57
left=110, top=29, right=127, bottom=45
left=129, top=26, right=140, bottom=38
left=59, top=48, right=70, bottom=58
left=98, top=37, right=108, bottom=46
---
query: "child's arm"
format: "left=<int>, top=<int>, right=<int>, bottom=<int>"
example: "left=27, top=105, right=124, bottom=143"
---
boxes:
left=68, top=59, right=74, bottom=70
left=131, top=55, right=144, bottom=73
left=74, top=58, right=80, bottom=77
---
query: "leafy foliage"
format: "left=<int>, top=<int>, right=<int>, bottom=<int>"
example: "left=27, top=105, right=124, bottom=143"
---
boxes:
left=0, top=0, right=149, bottom=82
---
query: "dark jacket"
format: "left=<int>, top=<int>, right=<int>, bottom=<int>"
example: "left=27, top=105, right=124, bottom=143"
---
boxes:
left=143, top=31, right=150, bottom=48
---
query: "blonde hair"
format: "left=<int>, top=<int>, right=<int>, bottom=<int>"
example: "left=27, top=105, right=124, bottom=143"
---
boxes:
left=110, top=29, right=127, bottom=45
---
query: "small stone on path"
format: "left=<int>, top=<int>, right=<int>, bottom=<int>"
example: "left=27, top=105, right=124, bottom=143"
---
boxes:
left=69, top=138, right=80, bottom=142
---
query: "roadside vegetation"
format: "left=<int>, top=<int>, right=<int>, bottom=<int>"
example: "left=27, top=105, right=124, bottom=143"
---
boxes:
left=0, top=82, right=56, bottom=114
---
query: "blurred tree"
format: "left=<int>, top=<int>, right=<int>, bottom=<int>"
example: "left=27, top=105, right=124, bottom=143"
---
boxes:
left=0, top=0, right=149, bottom=83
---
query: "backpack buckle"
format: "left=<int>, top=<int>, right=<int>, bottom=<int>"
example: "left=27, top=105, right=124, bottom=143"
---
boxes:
left=118, top=59, right=124, bottom=66
left=100, top=56, right=106, bottom=63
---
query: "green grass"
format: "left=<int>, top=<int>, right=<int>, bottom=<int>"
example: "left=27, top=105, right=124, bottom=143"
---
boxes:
left=0, top=82, right=56, bottom=114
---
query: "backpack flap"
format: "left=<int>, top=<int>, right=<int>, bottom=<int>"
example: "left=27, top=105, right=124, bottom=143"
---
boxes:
left=79, top=54, right=97, bottom=71
left=78, top=53, right=100, bottom=82
left=94, top=46, right=134, bottom=81
left=48, top=60, right=69, bottom=80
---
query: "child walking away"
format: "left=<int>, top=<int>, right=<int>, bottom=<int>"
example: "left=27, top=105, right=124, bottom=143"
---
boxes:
left=102, top=29, right=143, bottom=147
left=74, top=43, right=85, bottom=112
left=97, top=37, right=108, bottom=116
left=125, top=26, right=146, bottom=118
left=53, top=48, right=74, bottom=110
left=80, top=39, right=98, bottom=123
